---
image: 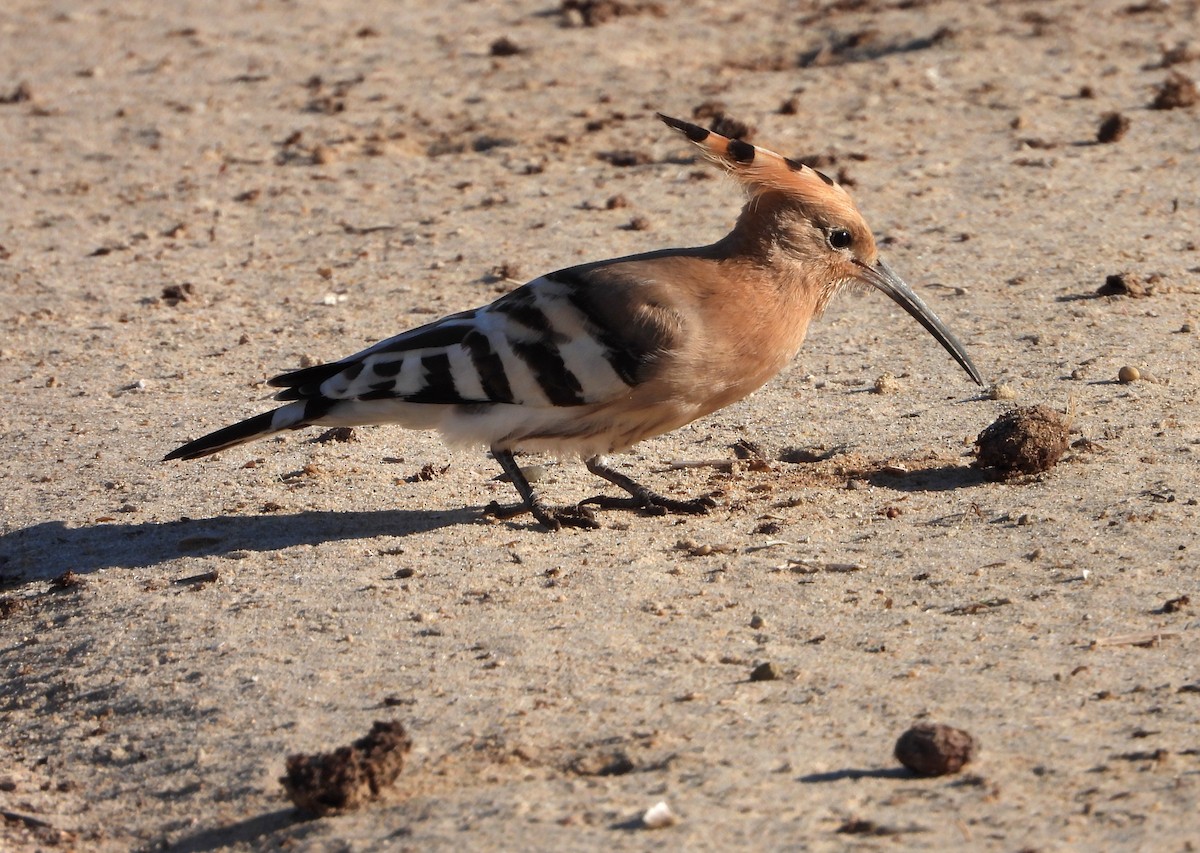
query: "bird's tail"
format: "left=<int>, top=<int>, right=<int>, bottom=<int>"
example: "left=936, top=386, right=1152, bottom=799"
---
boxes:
left=163, top=399, right=334, bottom=461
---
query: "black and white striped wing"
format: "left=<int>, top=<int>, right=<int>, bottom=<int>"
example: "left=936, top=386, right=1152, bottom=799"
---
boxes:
left=268, top=268, right=672, bottom=409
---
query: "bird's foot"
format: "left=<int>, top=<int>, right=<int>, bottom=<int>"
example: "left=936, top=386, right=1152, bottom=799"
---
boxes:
left=580, top=491, right=717, bottom=517
left=581, top=455, right=717, bottom=518
left=485, top=499, right=600, bottom=531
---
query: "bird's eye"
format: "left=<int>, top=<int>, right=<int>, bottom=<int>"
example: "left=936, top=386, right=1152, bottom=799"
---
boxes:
left=828, top=228, right=853, bottom=250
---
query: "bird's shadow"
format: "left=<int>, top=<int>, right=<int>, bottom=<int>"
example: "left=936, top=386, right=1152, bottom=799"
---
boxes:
left=0, top=506, right=476, bottom=588
left=164, top=808, right=302, bottom=853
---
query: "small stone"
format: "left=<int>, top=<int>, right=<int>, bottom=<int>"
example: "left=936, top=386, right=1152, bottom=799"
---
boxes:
left=492, top=260, right=522, bottom=281
left=749, top=662, right=781, bottom=682
left=895, top=723, right=978, bottom=777
left=489, top=36, right=523, bottom=57
left=312, top=427, right=357, bottom=444
left=0, top=81, right=32, bottom=104
left=1096, top=112, right=1130, bottom=143
left=50, top=571, right=86, bottom=591
left=598, top=149, right=652, bottom=167
left=987, top=383, right=1016, bottom=400
left=872, top=372, right=900, bottom=394
left=641, top=801, right=678, bottom=829
left=1118, top=365, right=1141, bottom=383
left=161, top=282, right=194, bottom=304
left=312, top=144, right=336, bottom=165
left=1097, top=272, right=1149, bottom=298
left=1159, top=594, right=1190, bottom=614
left=519, top=464, right=546, bottom=483
left=749, top=613, right=765, bottom=629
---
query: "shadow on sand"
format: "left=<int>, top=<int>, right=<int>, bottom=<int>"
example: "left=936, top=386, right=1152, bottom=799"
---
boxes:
left=0, top=507, right=476, bottom=588
left=858, top=463, right=990, bottom=493
left=797, top=767, right=914, bottom=783
left=163, top=808, right=303, bottom=853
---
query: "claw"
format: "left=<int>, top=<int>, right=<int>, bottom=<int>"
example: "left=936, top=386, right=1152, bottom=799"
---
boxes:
left=485, top=499, right=529, bottom=521
left=579, top=492, right=715, bottom=517
left=486, top=498, right=598, bottom=531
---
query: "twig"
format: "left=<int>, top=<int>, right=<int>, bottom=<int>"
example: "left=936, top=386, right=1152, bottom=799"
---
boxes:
left=777, top=559, right=864, bottom=574
left=658, top=458, right=734, bottom=473
left=0, top=808, right=54, bottom=830
left=1090, top=631, right=1181, bottom=649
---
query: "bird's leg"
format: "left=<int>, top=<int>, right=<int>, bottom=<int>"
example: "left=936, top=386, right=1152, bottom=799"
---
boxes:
left=581, top=456, right=716, bottom=516
left=485, top=448, right=599, bottom=531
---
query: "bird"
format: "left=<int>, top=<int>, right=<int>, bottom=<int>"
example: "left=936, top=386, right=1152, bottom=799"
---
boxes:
left=165, top=113, right=983, bottom=531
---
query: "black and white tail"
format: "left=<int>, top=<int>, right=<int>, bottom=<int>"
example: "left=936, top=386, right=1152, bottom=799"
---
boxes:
left=162, top=399, right=333, bottom=461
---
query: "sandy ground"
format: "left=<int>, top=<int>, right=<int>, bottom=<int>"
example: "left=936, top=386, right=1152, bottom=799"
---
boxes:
left=2, top=0, right=1199, bottom=849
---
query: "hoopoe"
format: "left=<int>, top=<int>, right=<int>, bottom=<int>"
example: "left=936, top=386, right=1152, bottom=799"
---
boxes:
left=166, top=113, right=983, bottom=530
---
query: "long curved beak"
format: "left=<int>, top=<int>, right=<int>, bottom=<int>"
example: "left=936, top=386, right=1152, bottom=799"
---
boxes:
left=856, top=259, right=983, bottom=386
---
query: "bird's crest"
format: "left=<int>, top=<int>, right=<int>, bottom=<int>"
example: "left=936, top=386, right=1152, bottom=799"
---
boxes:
left=658, top=113, right=856, bottom=209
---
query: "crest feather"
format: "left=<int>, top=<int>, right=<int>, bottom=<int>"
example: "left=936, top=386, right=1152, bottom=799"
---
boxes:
left=658, top=113, right=855, bottom=207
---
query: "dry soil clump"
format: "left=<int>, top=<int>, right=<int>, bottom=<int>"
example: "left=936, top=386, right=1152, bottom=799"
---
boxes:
left=281, top=720, right=412, bottom=817
left=974, top=406, right=1070, bottom=477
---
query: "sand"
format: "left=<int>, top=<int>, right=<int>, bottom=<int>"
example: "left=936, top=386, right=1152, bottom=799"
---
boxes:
left=2, top=0, right=1198, bottom=849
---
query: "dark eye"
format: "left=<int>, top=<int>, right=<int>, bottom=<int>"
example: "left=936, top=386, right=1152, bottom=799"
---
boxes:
left=828, top=228, right=853, bottom=250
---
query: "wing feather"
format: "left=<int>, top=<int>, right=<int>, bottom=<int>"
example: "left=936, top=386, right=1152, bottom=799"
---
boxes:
left=265, top=267, right=682, bottom=409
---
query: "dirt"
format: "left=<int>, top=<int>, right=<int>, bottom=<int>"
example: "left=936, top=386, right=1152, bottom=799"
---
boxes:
left=2, top=0, right=1199, bottom=850
left=281, top=720, right=412, bottom=817
left=1099, top=271, right=1154, bottom=297
left=1151, top=69, right=1200, bottom=108
left=1096, top=111, right=1131, bottom=143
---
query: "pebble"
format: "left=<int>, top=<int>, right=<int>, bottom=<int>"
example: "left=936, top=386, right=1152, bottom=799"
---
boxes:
left=519, top=464, right=547, bottom=483
left=641, top=801, right=679, bottom=829
left=872, top=372, right=900, bottom=394
left=1118, top=365, right=1140, bottom=383
left=894, top=723, right=978, bottom=776
left=749, top=662, right=781, bottom=681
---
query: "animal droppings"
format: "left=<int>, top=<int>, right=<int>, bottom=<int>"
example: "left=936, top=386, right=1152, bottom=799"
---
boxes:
left=974, top=406, right=1069, bottom=477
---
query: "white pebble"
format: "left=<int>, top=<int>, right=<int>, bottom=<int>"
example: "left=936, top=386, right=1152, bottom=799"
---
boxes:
left=642, top=801, right=678, bottom=829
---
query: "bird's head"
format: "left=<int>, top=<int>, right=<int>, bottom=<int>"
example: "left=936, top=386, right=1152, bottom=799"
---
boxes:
left=659, top=113, right=983, bottom=386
